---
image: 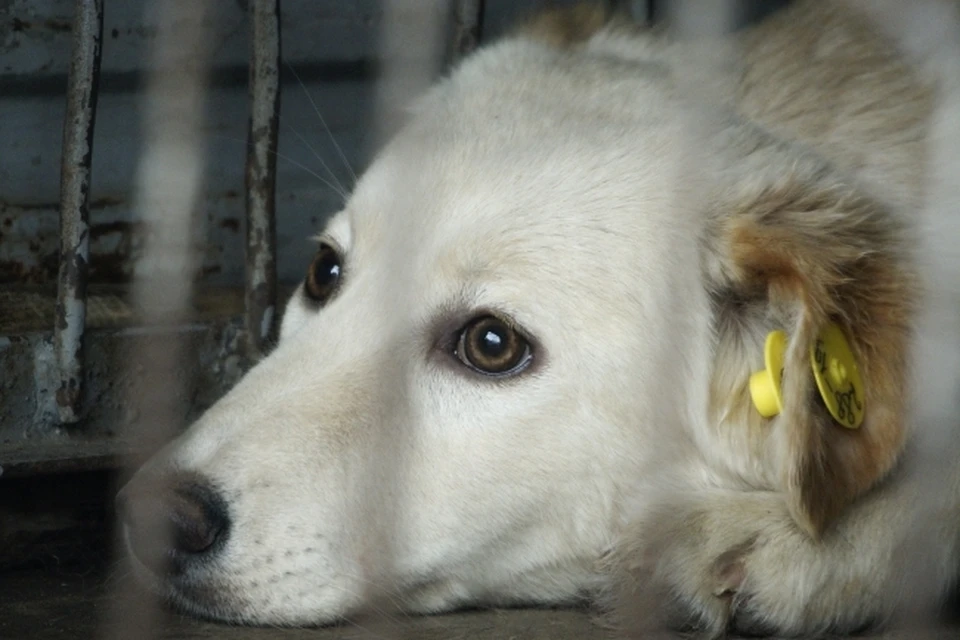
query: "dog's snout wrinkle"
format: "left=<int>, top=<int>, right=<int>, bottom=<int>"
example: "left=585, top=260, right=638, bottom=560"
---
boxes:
left=117, top=474, right=230, bottom=577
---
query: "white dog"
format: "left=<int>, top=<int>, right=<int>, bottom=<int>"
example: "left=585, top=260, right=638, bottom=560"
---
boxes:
left=119, top=1, right=960, bottom=636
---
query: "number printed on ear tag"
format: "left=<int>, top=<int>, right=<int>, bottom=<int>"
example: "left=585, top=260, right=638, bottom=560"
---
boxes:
left=810, top=324, right=865, bottom=429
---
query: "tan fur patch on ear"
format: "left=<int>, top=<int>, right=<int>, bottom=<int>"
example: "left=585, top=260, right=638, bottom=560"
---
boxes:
left=720, top=181, right=915, bottom=538
left=517, top=3, right=616, bottom=49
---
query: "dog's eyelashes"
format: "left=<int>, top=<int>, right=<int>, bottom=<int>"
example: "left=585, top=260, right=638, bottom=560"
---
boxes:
left=455, top=315, right=532, bottom=377
left=304, top=243, right=342, bottom=305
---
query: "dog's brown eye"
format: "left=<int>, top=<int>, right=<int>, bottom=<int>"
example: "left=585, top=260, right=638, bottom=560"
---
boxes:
left=304, top=243, right=342, bottom=305
left=455, top=315, right=532, bottom=377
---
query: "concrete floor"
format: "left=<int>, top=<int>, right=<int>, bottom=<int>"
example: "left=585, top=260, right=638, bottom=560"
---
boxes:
left=3, top=560, right=959, bottom=640
left=0, top=562, right=607, bottom=640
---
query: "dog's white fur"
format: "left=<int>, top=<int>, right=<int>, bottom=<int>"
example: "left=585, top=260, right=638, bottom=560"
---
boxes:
left=125, top=1, right=960, bottom=634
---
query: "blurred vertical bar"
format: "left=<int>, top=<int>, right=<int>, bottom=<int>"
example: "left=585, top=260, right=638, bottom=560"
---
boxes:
left=245, top=0, right=281, bottom=358
left=99, top=0, right=214, bottom=637
left=657, top=0, right=759, bottom=34
left=55, top=0, right=103, bottom=424
left=345, top=2, right=449, bottom=631
left=451, top=0, right=483, bottom=59
left=374, top=0, right=448, bottom=143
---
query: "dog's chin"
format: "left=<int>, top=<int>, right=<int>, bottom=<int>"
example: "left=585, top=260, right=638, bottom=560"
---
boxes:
left=120, top=527, right=254, bottom=625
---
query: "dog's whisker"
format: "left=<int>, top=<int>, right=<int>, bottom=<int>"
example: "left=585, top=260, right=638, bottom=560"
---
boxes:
left=104, top=563, right=132, bottom=585
left=286, top=61, right=358, bottom=186
left=208, top=132, right=348, bottom=202
left=338, top=613, right=401, bottom=640
left=329, top=565, right=415, bottom=610
left=336, top=594, right=410, bottom=631
left=286, top=125, right=350, bottom=200
left=330, top=570, right=415, bottom=621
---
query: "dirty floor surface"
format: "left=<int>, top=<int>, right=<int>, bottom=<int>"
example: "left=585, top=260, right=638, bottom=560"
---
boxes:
left=2, top=561, right=958, bottom=640
left=2, top=561, right=607, bottom=640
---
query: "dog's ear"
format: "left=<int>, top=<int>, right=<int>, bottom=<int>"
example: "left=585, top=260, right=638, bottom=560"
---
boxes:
left=705, top=135, right=917, bottom=538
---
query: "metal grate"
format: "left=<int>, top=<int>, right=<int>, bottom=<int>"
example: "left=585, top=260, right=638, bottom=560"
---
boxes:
left=0, top=0, right=487, bottom=471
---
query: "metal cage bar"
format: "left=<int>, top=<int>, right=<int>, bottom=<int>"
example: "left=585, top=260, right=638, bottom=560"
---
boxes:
left=452, top=0, right=484, bottom=59
left=54, top=0, right=104, bottom=424
left=244, top=0, right=282, bottom=358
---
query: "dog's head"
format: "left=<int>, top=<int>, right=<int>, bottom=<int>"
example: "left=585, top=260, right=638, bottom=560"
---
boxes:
left=117, top=16, right=918, bottom=625
left=117, top=35, right=715, bottom=624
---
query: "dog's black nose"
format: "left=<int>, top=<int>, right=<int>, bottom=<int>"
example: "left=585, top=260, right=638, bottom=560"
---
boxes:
left=116, top=473, right=229, bottom=576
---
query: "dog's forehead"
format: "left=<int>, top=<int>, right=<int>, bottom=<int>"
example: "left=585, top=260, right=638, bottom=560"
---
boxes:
left=343, top=40, right=695, bottom=279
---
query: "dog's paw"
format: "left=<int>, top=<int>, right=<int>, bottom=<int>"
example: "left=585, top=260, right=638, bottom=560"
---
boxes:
left=604, top=488, right=889, bottom=638
left=602, top=491, right=761, bottom=638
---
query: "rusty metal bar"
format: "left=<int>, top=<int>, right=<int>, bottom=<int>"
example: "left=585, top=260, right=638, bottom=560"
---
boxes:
left=245, top=0, right=281, bottom=358
left=54, top=0, right=103, bottom=424
left=452, top=0, right=484, bottom=59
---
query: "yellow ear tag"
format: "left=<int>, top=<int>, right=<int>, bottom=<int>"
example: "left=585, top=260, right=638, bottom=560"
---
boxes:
left=748, top=324, right=865, bottom=429
left=809, top=324, right=865, bottom=429
left=749, top=330, right=787, bottom=418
